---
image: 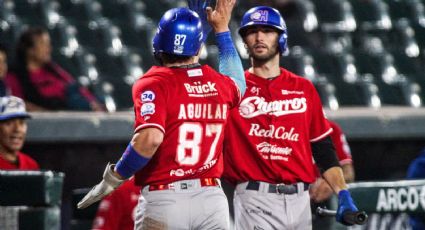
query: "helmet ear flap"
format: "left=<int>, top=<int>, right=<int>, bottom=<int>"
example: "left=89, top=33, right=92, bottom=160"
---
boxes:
left=278, top=31, right=288, bottom=55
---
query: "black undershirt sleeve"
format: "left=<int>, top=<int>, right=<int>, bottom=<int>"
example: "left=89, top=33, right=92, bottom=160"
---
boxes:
left=311, top=136, right=340, bottom=174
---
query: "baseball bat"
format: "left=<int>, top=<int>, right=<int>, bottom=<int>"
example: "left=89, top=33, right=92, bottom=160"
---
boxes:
left=316, top=207, right=368, bottom=225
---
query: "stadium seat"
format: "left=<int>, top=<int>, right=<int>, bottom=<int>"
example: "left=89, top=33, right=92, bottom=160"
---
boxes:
left=284, top=0, right=319, bottom=33
left=0, top=1, right=26, bottom=49
left=281, top=46, right=339, bottom=109
left=387, top=0, right=425, bottom=25
left=59, top=0, right=103, bottom=24
left=313, top=0, right=357, bottom=32
left=313, top=50, right=381, bottom=107
left=354, top=51, right=422, bottom=107
left=350, top=0, right=392, bottom=31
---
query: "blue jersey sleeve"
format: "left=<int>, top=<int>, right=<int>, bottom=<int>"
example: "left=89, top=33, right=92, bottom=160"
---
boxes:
left=215, top=31, right=246, bottom=95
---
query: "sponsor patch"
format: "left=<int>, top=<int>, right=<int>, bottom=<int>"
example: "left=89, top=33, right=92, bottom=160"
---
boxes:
left=141, top=91, right=155, bottom=102
left=141, top=103, right=155, bottom=116
left=187, top=69, right=203, bottom=77
left=250, top=10, right=268, bottom=21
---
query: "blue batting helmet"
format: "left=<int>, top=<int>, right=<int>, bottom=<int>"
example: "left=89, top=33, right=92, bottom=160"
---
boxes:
left=239, top=6, right=288, bottom=54
left=153, top=7, right=203, bottom=56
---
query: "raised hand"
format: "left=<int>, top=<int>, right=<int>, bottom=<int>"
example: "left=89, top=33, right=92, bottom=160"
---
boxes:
left=206, top=0, right=236, bottom=33
left=187, top=0, right=212, bottom=42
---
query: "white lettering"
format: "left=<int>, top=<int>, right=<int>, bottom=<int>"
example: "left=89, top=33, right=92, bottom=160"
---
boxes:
left=249, top=124, right=299, bottom=141
left=239, top=96, right=307, bottom=118
left=178, top=104, right=228, bottom=120
left=376, top=186, right=425, bottom=212
left=256, top=142, right=292, bottom=155
left=184, top=81, right=218, bottom=97
left=377, top=189, right=389, bottom=211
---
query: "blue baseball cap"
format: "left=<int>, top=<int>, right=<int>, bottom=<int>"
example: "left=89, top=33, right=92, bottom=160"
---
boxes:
left=0, top=96, right=31, bottom=121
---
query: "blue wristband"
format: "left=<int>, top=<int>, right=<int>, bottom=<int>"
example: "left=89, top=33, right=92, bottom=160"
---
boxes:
left=115, top=144, right=150, bottom=179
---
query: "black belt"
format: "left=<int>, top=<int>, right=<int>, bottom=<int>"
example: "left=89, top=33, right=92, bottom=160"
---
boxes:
left=246, top=181, right=309, bottom=195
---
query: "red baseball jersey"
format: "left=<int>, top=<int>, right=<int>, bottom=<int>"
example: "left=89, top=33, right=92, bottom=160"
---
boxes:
left=133, top=65, right=240, bottom=187
left=92, top=178, right=141, bottom=230
left=223, top=68, right=332, bottom=185
left=0, top=152, right=39, bottom=170
left=328, top=120, right=352, bottom=165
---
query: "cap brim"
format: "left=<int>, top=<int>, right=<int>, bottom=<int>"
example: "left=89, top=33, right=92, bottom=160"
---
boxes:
left=0, top=113, right=31, bottom=121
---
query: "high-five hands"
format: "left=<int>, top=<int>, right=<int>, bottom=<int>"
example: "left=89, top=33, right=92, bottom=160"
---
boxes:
left=205, top=0, right=236, bottom=33
left=188, top=0, right=212, bottom=41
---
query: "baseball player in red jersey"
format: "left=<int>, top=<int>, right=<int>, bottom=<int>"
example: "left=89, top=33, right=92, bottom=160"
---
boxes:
left=0, top=96, right=38, bottom=170
left=310, top=120, right=355, bottom=202
left=91, top=178, right=141, bottom=230
left=220, top=6, right=361, bottom=229
left=78, top=1, right=246, bottom=229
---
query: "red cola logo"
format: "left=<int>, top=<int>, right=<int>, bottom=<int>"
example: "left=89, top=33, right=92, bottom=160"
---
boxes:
left=239, top=96, right=307, bottom=118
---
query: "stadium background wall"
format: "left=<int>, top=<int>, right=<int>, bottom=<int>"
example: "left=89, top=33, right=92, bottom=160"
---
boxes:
left=22, top=108, right=425, bottom=229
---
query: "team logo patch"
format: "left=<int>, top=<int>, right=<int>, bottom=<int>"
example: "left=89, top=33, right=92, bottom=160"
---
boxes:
left=141, top=91, right=155, bottom=102
left=250, top=10, right=268, bottom=22
left=141, top=103, right=155, bottom=116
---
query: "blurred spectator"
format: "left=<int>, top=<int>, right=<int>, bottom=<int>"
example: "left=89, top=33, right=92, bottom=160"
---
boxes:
left=0, top=44, right=9, bottom=96
left=310, top=120, right=354, bottom=202
left=407, top=148, right=425, bottom=230
left=0, top=96, right=38, bottom=170
left=5, top=26, right=104, bottom=111
left=91, top=177, right=142, bottom=230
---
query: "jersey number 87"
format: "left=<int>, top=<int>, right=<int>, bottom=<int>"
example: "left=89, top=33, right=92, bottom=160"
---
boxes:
left=177, top=122, right=223, bottom=166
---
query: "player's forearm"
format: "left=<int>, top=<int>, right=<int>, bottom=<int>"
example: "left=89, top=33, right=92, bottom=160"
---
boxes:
left=114, top=128, right=164, bottom=179
left=342, top=163, right=355, bottom=183
left=322, top=166, right=348, bottom=194
left=216, top=31, right=246, bottom=95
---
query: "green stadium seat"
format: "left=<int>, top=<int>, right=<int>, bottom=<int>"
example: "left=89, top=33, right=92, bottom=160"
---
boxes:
left=386, top=0, right=425, bottom=25
left=313, top=0, right=357, bottom=32
left=59, top=0, right=103, bottom=24
left=281, top=47, right=339, bottom=109
left=354, top=50, right=422, bottom=107
left=313, top=51, right=381, bottom=107
left=350, top=0, right=392, bottom=31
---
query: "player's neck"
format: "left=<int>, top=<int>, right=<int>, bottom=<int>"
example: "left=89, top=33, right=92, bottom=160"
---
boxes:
left=249, top=56, right=281, bottom=79
left=163, top=59, right=197, bottom=68
left=0, top=149, right=18, bottom=163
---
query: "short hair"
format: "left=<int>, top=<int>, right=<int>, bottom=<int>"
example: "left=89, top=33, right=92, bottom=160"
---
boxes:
left=155, top=53, right=193, bottom=66
left=16, top=26, right=48, bottom=63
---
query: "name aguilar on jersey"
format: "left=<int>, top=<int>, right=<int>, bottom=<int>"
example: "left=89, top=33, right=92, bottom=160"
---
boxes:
left=178, top=103, right=228, bottom=120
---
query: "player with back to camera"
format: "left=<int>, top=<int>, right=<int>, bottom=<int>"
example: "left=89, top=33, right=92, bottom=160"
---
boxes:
left=77, top=0, right=246, bottom=229
left=203, top=5, right=359, bottom=229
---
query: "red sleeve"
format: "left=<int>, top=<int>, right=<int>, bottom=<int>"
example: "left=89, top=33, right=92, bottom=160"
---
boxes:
left=329, top=121, right=352, bottom=165
left=308, top=82, right=332, bottom=142
left=5, top=72, right=25, bottom=99
left=18, top=153, right=40, bottom=170
left=132, top=76, right=167, bottom=133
